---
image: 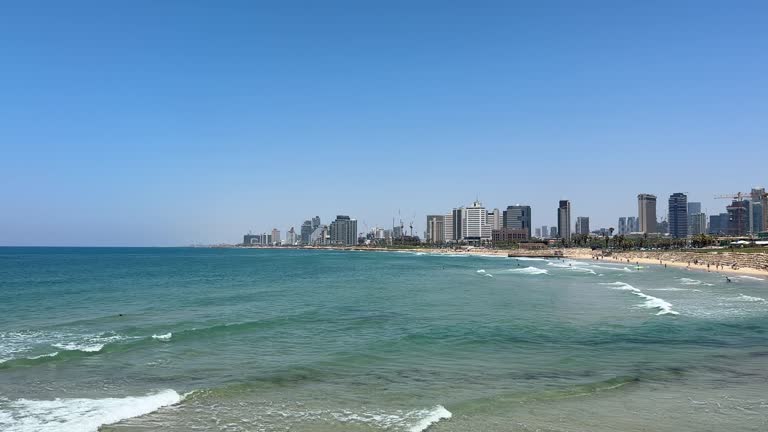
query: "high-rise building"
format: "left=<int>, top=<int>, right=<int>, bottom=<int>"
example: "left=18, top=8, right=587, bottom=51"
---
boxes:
left=286, top=227, right=297, bottom=245
left=330, top=215, right=358, bottom=245
left=488, top=208, right=502, bottom=231
left=627, top=216, right=638, bottom=233
left=310, top=225, right=328, bottom=245
left=463, top=201, right=489, bottom=241
left=751, top=188, right=767, bottom=233
left=688, top=213, right=707, bottom=236
left=541, top=225, right=548, bottom=239
left=638, top=194, right=657, bottom=233
left=726, top=200, right=749, bottom=236
left=444, top=213, right=454, bottom=242
left=311, top=216, right=321, bottom=231
left=557, top=200, right=571, bottom=241
left=618, top=217, right=627, bottom=235
left=687, top=202, right=702, bottom=215
left=535, top=228, right=542, bottom=238
left=426, top=215, right=445, bottom=244
left=751, top=202, right=764, bottom=234
left=503, top=205, right=532, bottom=238
left=300, top=220, right=313, bottom=245
left=271, top=228, right=281, bottom=245
left=668, top=193, right=688, bottom=239
left=575, top=217, right=590, bottom=235
left=550, top=226, right=558, bottom=238
left=451, top=208, right=464, bottom=241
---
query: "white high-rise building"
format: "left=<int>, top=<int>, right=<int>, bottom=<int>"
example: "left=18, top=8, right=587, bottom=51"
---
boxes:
left=444, top=213, right=454, bottom=242
left=487, top=208, right=501, bottom=231
left=463, top=201, right=490, bottom=241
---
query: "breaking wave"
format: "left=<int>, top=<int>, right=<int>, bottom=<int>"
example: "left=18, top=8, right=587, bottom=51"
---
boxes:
left=152, top=333, right=173, bottom=342
left=734, top=294, right=766, bottom=303
left=506, top=266, right=549, bottom=275
left=0, top=389, right=182, bottom=432
left=601, top=282, right=679, bottom=316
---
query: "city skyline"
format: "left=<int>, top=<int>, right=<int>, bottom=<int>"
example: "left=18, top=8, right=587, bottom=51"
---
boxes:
left=2, top=2, right=767, bottom=246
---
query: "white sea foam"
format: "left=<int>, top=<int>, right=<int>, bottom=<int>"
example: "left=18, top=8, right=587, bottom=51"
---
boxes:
left=0, top=389, right=182, bottom=432
left=476, top=269, right=486, bottom=273
left=52, top=343, right=105, bottom=353
left=28, top=352, right=60, bottom=360
left=547, top=261, right=596, bottom=274
left=484, top=274, right=494, bottom=278
left=634, top=292, right=679, bottom=315
left=734, top=294, right=767, bottom=302
left=513, top=257, right=548, bottom=261
left=678, top=278, right=713, bottom=286
left=152, top=333, right=172, bottom=342
left=737, top=275, right=765, bottom=281
left=647, top=288, right=701, bottom=292
left=506, top=266, right=549, bottom=275
left=408, top=405, right=452, bottom=432
left=602, top=282, right=679, bottom=315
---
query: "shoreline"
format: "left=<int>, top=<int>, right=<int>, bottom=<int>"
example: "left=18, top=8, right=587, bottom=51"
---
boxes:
left=236, top=245, right=768, bottom=279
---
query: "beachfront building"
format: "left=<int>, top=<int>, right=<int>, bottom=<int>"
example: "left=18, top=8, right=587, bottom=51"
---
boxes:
left=488, top=208, right=501, bottom=232
left=668, top=193, right=688, bottom=239
left=444, top=213, right=454, bottom=243
left=535, top=228, right=542, bottom=238
left=688, top=213, right=707, bottom=236
left=627, top=216, right=638, bottom=233
left=491, top=228, right=529, bottom=244
left=638, top=194, right=657, bottom=233
left=751, top=202, right=764, bottom=234
left=310, top=225, right=329, bottom=245
left=550, top=226, right=558, bottom=238
left=271, top=229, right=281, bottom=245
left=463, top=201, right=490, bottom=243
left=300, top=220, right=313, bottom=245
left=330, top=215, right=358, bottom=246
left=541, top=225, right=548, bottom=239
left=557, top=200, right=571, bottom=241
left=752, top=188, right=768, bottom=231
left=503, top=205, right=532, bottom=238
left=426, top=215, right=445, bottom=244
left=311, top=216, right=321, bottom=231
left=618, top=217, right=627, bottom=235
left=451, top=208, right=464, bottom=241
left=726, top=200, right=749, bottom=236
left=285, top=227, right=297, bottom=245
left=575, top=217, right=590, bottom=235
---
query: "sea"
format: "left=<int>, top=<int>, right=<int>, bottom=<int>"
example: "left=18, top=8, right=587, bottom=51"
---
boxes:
left=1, top=247, right=767, bottom=432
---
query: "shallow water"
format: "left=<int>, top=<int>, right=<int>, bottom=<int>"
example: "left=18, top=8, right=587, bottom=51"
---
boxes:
left=1, top=248, right=767, bottom=431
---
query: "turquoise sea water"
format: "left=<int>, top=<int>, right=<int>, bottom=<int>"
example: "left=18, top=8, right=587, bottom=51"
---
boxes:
left=1, top=247, right=767, bottom=432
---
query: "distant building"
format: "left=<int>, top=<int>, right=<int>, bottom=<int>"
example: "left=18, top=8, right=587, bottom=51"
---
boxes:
left=638, top=194, right=657, bottom=233
left=751, top=202, right=764, bottom=234
left=463, top=201, right=490, bottom=242
left=688, top=213, right=707, bottom=236
left=444, top=212, right=454, bottom=242
left=557, top=200, right=571, bottom=241
left=668, top=193, right=688, bottom=239
left=709, top=213, right=729, bottom=235
left=627, top=216, right=638, bottom=233
left=488, top=208, right=502, bottom=231
left=687, top=202, right=702, bottom=215
left=726, top=200, right=749, bottom=236
left=285, top=227, right=297, bottom=245
left=311, top=216, right=321, bottom=231
left=535, top=228, right=542, bottom=238
left=541, top=225, right=548, bottom=239
left=300, top=220, right=313, bottom=245
left=618, top=217, right=627, bottom=235
left=426, top=215, right=445, bottom=244
left=330, top=215, right=358, bottom=245
left=491, top=228, right=529, bottom=243
left=271, top=229, right=281, bottom=245
left=310, top=225, right=329, bottom=245
left=752, top=188, right=767, bottom=232
left=575, top=217, right=590, bottom=235
left=503, top=205, right=532, bottom=238
left=550, top=226, right=558, bottom=238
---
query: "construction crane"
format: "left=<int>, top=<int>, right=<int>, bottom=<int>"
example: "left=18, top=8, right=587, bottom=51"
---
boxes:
left=715, top=191, right=768, bottom=201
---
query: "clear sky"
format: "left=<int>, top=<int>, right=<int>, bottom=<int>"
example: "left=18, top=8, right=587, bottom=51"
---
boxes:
left=1, top=1, right=766, bottom=246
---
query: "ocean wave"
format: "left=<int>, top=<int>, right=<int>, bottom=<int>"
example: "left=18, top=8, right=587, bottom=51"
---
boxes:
left=602, top=282, right=679, bottom=315
left=0, top=389, right=181, bottom=432
left=505, top=266, right=549, bottom=275
left=734, top=294, right=767, bottom=302
left=513, top=257, right=548, bottom=261
left=152, top=333, right=173, bottom=342
left=476, top=269, right=486, bottom=273
left=52, top=342, right=106, bottom=353
left=647, top=287, right=701, bottom=292
left=408, top=405, right=452, bottom=432
left=678, top=278, right=714, bottom=286
left=547, top=261, right=596, bottom=274
left=737, top=275, right=765, bottom=281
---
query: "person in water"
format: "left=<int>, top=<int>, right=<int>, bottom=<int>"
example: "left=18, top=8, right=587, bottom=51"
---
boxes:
left=726, top=276, right=732, bottom=283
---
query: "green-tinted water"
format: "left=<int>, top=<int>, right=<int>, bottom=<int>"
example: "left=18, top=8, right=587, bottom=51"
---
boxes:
left=1, top=248, right=767, bottom=431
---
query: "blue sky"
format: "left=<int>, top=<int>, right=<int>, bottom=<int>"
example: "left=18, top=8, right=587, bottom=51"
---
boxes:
left=1, top=1, right=766, bottom=246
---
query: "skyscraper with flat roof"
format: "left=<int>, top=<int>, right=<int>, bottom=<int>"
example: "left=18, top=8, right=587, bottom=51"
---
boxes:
left=668, top=193, right=688, bottom=238
left=638, top=194, right=657, bottom=233
left=575, top=217, right=590, bottom=235
left=557, top=200, right=571, bottom=241
left=426, top=215, right=445, bottom=244
left=503, top=205, right=532, bottom=238
left=618, top=217, right=627, bottom=235
left=330, top=215, right=357, bottom=246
